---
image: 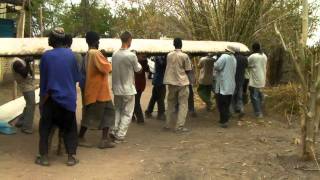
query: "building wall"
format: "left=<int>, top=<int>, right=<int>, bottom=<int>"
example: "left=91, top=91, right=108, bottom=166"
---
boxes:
left=0, top=58, right=14, bottom=83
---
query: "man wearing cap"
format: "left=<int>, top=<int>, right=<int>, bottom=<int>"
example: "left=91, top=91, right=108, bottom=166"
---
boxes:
left=231, top=47, right=248, bottom=118
left=37, top=27, right=79, bottom=166
left=197, top=53, right=215, bottom=111
left=78, top=31, right=115, bottom=149
left=163, top=38, right=192, bottom=133
left=214, top=45, right=237, bottom=128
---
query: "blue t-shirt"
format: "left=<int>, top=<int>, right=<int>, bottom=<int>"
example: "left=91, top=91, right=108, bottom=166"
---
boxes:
left=40, top=48, right=79, bottom=112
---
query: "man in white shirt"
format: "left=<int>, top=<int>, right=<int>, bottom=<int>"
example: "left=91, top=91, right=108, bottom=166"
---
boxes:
left=248, top=42, right=267, bottom=118
left=111, top=31, right=142, bottom=142
left=163, top=38, right=192, bottom=133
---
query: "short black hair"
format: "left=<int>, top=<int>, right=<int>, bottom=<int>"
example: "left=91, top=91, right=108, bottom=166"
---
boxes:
left=64, top=34, right=73, bottom=48
left=48, top=32, right=64, bottom=48
left=252, top=42, right=262, bottom=53
left=120, top=31, right=132, bottom=43
left=174, top=38, right=182, bottom=49
left=85, top=31, right=100, bottom=46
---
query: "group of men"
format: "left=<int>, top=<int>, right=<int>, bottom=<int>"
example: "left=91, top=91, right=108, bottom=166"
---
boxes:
left=197, top=43, right=267, bottom=128
left=11, top=27, right=267, bottom=166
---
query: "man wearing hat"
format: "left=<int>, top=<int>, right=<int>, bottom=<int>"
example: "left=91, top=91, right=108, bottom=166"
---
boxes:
left=37, top=27, right=79, bottom=166
left=214, top=45, right=237, bottom=128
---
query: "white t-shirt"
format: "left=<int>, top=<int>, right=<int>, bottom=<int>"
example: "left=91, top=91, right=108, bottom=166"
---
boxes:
left=248, top=53, right=267, bottom=88
left=112, top=49, right=142, bottom=95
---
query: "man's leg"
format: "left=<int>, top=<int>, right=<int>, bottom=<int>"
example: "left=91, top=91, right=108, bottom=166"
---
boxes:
left=157, top=85, right=166, bottom=119
left=112, top=95, right=122, bottom=136
left=188, top=85, right=197, bottom=118
left=216, top=94, right=225, bottom=124
left=225, top=95, right=232, bottom=122
left=145, top=86, right=157, bottom=116
left=176, top=86, right=189, bottom=130
left=249, top=87, right=263, bottom=117
left=243, top=79, right=249, bottom=105
left=21, top=91, right=35, bottom=134
left=116, top=95, right=135, bottom=139
left=134, top=91, right=144, bottom=123
left=236, top=85, right=244, bottom=114
left=99, top=101, right=116, bottom=148
left=57, top=106, right=78, bottom=166
left=37, top=99, right=54, bottom=166
left=197, top=85, right=208, bottom=105
left=165, top=85, right=177, bottom=128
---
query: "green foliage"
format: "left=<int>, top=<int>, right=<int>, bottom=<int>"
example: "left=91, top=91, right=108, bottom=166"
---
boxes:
left=60, top=2, right=114, bottom=37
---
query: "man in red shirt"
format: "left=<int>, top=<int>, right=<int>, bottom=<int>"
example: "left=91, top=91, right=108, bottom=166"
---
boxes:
left=132, top=51, right=149, bottom=124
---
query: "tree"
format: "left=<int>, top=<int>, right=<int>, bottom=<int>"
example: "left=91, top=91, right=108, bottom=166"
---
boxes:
left=61, top=1, right=114, bottom=37
left=275, top=0, right=320, bottom=160
left=112, top=0, right=188, bottom=39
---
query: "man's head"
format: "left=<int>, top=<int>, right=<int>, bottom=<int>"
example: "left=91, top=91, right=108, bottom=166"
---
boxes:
left=120, top=31, right=133, bottom=48
left=225, top=45, right=238, bottom=54
left=48, top=27, right=65, bottom=48
left=64, top=34, right=73, bottom=48
left=86, top=31, right=100, bottom=49
left=252, top=42, right=262, bottom=53
left=173, top=38, right=182, bottom=49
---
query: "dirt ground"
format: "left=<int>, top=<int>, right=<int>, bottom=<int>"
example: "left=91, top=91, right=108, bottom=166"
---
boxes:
left=0, top=80, right=320, bottom=180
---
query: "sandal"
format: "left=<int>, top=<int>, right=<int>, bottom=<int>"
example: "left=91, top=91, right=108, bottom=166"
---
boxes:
left=98, top=139, right=115, bottom=149
left=66, top=156, right=79, bottom=166
left=35, top=155, right=50, bottom=166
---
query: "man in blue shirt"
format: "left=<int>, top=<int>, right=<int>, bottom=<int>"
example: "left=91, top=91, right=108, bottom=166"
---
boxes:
left=36, top=27, right=79, bottom=166
left=145, top=56, right=166, bottom=120
left=214, top=45, right=237, bottom=128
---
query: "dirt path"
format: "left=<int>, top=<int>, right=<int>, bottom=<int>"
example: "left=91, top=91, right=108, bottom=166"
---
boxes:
left=0, top=80, right=319, bottom=180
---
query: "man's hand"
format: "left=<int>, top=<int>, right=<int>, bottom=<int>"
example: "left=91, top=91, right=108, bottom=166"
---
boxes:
left=24, top=56, right=34, bottom=63
left=100, top=49, right=108, bottom=58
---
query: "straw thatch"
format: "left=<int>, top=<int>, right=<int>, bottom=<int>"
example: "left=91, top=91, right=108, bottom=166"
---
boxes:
left=0, top=38, right=250, bottom=56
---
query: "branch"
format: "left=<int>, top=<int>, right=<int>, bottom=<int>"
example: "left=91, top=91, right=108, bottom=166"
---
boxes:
left=274, top=23, right=308, bottom=90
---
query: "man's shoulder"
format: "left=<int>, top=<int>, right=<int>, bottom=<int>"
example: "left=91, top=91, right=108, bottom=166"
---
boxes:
left=88, top=48, right=99, bottom=53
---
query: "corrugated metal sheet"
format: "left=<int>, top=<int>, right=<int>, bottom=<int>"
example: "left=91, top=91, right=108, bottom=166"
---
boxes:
left=0, top=19, right=15, bottom=37
left=0, top=38, right=250, bottom=56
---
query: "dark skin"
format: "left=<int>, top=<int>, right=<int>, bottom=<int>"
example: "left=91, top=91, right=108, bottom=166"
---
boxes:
left=12, top=57, right=34, bottom=78
left=78, top=39, right=111, bottom=140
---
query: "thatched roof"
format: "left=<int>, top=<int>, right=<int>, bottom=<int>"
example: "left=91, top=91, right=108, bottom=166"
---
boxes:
left=0, top=38, right=250, bottom=56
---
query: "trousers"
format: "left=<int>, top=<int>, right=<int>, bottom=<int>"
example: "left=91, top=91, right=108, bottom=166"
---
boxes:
left=216, top=94, right=232, bottom=124
left=146, top=85, right=166, bottom=115
left=134, top=90, right=144, bottom=122
left=39, top=98, right=77, bottom=155
left=249, top=86, right=264, bottom=116
left=166, top=85, right=189, bottom=129
left=18, top=90, right=35, bottom=131
left=197, top=84, right=212, bottom=107
left=112, top=95, right=135, bottom=138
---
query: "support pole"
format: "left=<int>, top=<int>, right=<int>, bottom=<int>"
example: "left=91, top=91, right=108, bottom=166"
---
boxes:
left=13, top=0, right=26, bottom=100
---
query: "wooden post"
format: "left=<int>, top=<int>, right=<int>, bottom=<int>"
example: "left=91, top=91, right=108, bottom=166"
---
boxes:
left=28, top=0, right=32, bottom=37
left=13, top=0, right=26, bottom=100
left=39, top=6, right=44, bottom=37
